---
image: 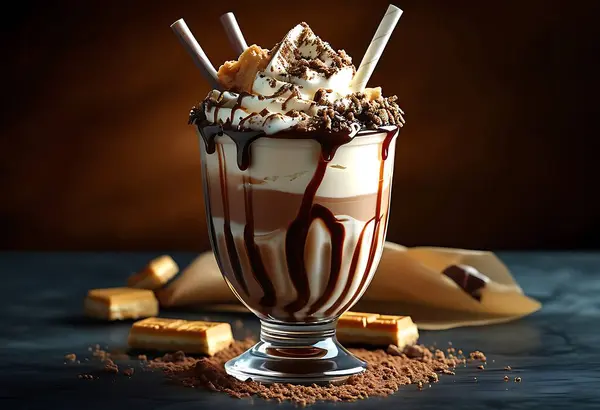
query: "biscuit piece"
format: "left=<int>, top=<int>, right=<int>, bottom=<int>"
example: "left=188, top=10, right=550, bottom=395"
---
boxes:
left=127, top=255, right=179, bottom=290
left=128, top=317, right=233, bottom=356
left=217, top=45, right=271, bottom=93
left=84, top=288, right=159, bottom=321
left=128, top=255, right=179, bottom=290
left=337, top=311, right=419, bottom=348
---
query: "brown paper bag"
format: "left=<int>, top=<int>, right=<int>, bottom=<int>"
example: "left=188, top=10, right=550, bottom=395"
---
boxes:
left=157, top=242, right=541, bottom=329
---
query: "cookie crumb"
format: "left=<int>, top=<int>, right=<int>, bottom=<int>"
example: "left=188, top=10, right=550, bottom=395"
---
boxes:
left=469, top=351, right=487, bottom=362
left=386, top=344, right=403, bottom=356
left=64, top=353, right=76, bottom=362
left=504, top=366, right=512, bottom=371
left=103, top=359, right=119, bottom=374
left=515, top=377, right=522, bottom=383
left=477, top=365, right=485, bottom=370
left=504, top=376, right=510, bottom=382
left=123, top=368, right=134, bottom=377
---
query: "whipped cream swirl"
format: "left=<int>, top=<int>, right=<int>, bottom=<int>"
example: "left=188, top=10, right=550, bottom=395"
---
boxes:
left=202, top=23, right=357, bottom=135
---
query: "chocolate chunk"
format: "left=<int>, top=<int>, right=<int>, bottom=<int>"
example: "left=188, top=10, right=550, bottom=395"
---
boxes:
left=442, top=265, right=489, bottom=301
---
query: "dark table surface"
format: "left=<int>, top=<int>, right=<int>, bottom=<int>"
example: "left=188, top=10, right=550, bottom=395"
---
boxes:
left=1, top=252, right=599, bottom=409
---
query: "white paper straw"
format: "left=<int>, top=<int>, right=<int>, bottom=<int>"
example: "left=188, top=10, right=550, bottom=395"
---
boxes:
left=170, top=19, right=220, bottom=89
left=351, top=4, right=403, bottom=92
left=220, top=12, right=248, bottom=55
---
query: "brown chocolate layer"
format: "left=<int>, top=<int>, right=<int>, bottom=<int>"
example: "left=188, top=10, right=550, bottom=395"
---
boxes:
left=207, top=181, right=391, bottom=231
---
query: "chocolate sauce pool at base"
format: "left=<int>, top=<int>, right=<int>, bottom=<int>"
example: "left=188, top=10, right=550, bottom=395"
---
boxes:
left=198, top=124, right=398, bottom=320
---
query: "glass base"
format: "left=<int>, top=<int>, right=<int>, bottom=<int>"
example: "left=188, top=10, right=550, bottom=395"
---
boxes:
left=224, top=319, right=366, bottom=384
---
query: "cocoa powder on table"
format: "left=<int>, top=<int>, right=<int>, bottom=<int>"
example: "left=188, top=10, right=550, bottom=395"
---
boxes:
left=148, top=340, right=462, bottom=406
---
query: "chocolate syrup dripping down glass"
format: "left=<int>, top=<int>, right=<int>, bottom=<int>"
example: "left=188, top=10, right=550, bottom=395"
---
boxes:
left=325, top=127, right=397, bottom=316
left=242, top=175, right=277, bottom=310
left=216, top=144, right=249, bottom=295
left=281, top=131, right=356, bottom=315
left=304, top=204, right=345, bottom=316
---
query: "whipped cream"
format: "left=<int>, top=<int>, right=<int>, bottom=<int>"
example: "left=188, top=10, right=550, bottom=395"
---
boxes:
left=202, top=23, right=357, bottom=134
left=256, top=23, right=355, bottom=101
left=203, top=90, right=320, bottom=134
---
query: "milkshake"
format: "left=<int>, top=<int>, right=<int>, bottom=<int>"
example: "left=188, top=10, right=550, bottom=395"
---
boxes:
left=184, top=18, right=405, bottom=383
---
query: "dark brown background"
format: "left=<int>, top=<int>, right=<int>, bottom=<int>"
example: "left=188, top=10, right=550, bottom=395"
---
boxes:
left=1, top=0, right=598, bottom=251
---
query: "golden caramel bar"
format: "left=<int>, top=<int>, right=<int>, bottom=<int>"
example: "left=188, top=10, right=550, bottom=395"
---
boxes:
left=127, top=317, right=233, bottom=356
left=337, top=311, right=419, bottom=348
left=127, top=255, right=179, bottom=290
left=84, top=288, right=159, bottom=321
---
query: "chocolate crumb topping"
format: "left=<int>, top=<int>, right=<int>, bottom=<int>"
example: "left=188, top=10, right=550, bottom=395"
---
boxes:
left=308, top=92, right=405, bottom=132
left=188, top=22, right=405, bottom=136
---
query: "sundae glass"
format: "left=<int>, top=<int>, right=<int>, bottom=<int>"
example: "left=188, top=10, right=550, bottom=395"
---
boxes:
left=173, top=7, right=404, bottom=383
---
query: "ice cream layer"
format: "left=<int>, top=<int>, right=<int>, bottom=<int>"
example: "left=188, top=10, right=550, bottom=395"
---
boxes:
left=198, top=130, right=397, bottom=198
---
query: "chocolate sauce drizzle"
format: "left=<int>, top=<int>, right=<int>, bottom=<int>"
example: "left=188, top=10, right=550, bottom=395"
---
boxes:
left=199, top=123, right=398, bottom=319
left=243, top=175, right=277, bottom=310
left=325, top=135, right=392, bottom=316
left=216, top=145, right=249, bottom=295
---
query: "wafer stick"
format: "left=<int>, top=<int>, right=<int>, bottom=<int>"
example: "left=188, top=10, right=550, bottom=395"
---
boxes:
left=171, top=19, right=220, bottom=89
left=220, top=12, right=248, bottom=55
left=351, top=4, right=403, bottom=91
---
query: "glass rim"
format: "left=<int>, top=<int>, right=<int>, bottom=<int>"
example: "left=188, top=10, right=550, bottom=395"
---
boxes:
left=209, top=127, right=399, bottom=148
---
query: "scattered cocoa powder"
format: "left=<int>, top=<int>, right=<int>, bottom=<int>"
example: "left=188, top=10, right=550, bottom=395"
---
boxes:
left=469, top=351, right=487, bottom=362
left=104, top=359, right=119, bottom=374
left=91, top=345, right=110, bottom=361
left=147, top=340, right=460, bottom=406
left=385, top=344, right=403, bottom=356
left=64, top=353, right=76, bottom=362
